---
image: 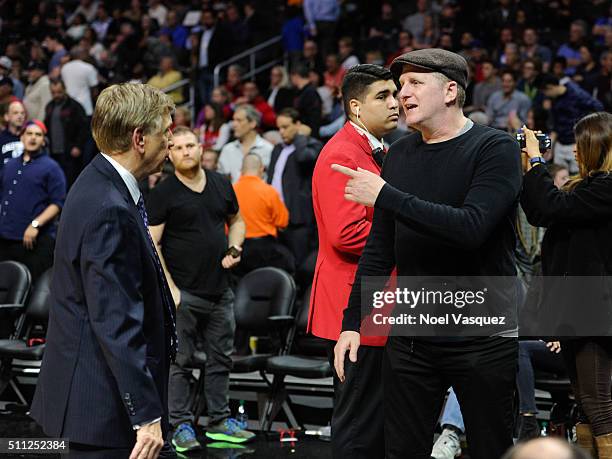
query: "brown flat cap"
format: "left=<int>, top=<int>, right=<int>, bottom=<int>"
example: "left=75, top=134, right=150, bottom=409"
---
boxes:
left=390, top=48, right=469, bottom=89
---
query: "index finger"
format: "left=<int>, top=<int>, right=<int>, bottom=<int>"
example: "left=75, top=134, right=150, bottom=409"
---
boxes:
left=331, top=163, right=359, bottom=178
left=334, top=343, right=346, bottom=382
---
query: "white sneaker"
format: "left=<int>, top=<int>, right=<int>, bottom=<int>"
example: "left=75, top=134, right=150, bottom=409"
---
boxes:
left=431, top=428, right=462, bottom=459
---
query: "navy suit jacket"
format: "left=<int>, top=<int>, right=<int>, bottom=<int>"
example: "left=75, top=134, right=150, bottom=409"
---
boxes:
left=30, top=154, right=176, bottom=447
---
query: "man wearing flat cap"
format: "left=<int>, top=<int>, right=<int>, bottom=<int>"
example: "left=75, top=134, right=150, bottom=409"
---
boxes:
left=334, top=49, right=522, bottom=458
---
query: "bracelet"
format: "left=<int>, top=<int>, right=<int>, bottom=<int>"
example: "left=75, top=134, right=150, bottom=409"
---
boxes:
left=529, top=156, right=546, bottom=166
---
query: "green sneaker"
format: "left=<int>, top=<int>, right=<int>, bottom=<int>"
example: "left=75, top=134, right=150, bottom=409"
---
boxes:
left=172, top=422, right=202, bottom=453
left=205, top=418, right=256, bottom=443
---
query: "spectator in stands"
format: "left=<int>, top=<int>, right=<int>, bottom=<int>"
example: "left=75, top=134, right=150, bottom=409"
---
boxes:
left=201, top=147, right=219, bottom=171
left=224, top=64, right=245, bottom=101
left=0, top=57, right=24, bottom=100
left=303, top=0, right=340, bottom=57
left=290, top=63, right=323, bottom=138
left=517, top=58, right=543, bottom=106
left=486, top=69, right=531, bottom=130
left=148, top=0, right=168, bottom=28
left=147, top=55, right=184, bottom=104
left=269, top=108, right=322, bottom=267
left=0, top=120, right=66, bottom=281
left=0, top=101, right=26, bottom=171
left=24, top=61, right=52, bottom=122
left=68, top=0, right=99, bottom=24
left=536, top=73, right=604, bottom=174
left=0, top=76, right=15, bottom=106
left=402, top=0, right=434, bottom=43
left=386, top=31, right=415, bottom=66
left=502, top=437, right=589, bottom=459
left=146, top=126, right=250, bottom=451
left=194, top=102, right=232, bottom=150
left=189, top=8, right=231, bottom=108
left=235, top=81, right=276, bottom=130
left=301, top=39, right=324, bottom=76
left=573, top=45, right=600, bottom=96
left=42, top=33, right=67, bottom=78
left=521, top=28, right=552, bottom=73
left=595, top=50, right=612, bottom=111
left=233, top=153, right=294, bottom=275
left=501, top=42, right=522, bottom=73
left=66, top=13, right=88, bottom=41
left=218, top=104, right=273, bottom=183
left=324, top=53, right=346, bottom=97
left=338, top=37, right=360, bottom=70
left=557, top=20, right=588, bottom=76
left=521, top=113, right=612, bottom=458
left=91, top=3, right=114, bottom=43
left=172, top=106, right=191, bottom=130
left=468, top=60, right=501, bottom=118
left=211, top=86, right=233, bottom=120
left=44, top=79, right=88, bottom=187
left=60, top=47, right=99, bottom=117
left=266, top=65, right=295, bottom=113
left=368, top=2, right=401, bottom=57
left=160, top=9, right=188, bottom=49
left=226, top=3, right=248, bottom=54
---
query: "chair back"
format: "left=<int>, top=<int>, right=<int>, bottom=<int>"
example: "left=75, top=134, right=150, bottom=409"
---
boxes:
left=25, top=268, right=52, bottom=324
left=234, top=267, right=296, bottom=334
left=0, top=261, right=30, bottom=305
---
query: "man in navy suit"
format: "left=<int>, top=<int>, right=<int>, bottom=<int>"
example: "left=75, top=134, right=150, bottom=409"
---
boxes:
left=31, top=83, right=178, bottom=459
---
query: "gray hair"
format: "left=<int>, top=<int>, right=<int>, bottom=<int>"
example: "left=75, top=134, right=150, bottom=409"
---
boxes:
left=235, top=103, right=261, bottom=127
left=431, top=72, right=466, bottom=108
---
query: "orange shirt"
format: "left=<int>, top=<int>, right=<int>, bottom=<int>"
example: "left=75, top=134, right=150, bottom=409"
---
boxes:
left=233, top=175, right=289, bottom=238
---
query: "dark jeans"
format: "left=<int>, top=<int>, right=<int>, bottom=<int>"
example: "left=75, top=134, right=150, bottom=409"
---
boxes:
left=325, top=341, right=385, bottom=459
left=517, top=340, right=567, bottom=414
left=0, top=234, right=54, bottom=281
left=196, top=67, right=214, bottom=111
left=562, top=338, right=612, bottom=436
left=384, top=337, right=517, bottom=459
left=169, top=288, right=235, bottom=427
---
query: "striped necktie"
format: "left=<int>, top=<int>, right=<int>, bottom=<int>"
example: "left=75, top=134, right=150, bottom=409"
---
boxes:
left=136, top=194, right=178, bottom=360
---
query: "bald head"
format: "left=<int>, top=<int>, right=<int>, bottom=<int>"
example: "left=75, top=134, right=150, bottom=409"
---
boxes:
left=241, top=153, right=264, bottom=177
left=503, top=438, right=589, bottom=459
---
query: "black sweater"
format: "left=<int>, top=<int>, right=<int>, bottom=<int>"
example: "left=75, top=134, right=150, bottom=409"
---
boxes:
left=342, top=123, right=523, bottom=333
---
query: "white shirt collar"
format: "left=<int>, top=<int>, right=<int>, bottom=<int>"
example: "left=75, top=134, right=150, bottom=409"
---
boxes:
left=101, top=152, right=141, bottom=205
left=349, top=121, right=384, bottom=150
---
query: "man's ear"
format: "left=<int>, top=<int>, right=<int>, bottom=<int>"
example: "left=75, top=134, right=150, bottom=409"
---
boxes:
left=445, top=81, right=458, bottom=105
left=349, top=99, right=360, bottom=118
left=133, top=128, right=145, bottom=154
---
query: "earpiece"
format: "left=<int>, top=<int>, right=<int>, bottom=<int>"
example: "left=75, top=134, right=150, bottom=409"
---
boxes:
left=356, top=106, right=360, bottom=118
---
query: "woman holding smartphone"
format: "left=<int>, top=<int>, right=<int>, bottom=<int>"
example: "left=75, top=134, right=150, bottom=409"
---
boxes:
left=520, top=111, right=612, bottom=458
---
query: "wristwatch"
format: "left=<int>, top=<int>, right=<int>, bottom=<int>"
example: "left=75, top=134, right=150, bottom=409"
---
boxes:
left=529, top=157, right=546, bottom=166
left=225, top=245, right=242, bottom=258
left=31, top=220, right=40, bottom=229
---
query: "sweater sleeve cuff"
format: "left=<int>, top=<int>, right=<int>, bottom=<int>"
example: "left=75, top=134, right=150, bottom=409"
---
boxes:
left=375, top=182, right=405, bottom=213
left=341, top=306, right=361, bottom=333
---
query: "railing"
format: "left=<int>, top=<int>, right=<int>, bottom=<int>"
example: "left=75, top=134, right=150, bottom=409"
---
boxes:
left=213, top=35, right=286, bottom=88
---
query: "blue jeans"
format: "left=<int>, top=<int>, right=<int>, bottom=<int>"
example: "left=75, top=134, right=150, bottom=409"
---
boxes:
left=440, top=387, right=465, bottom=433
left=517, top=340, right=566, bottom=414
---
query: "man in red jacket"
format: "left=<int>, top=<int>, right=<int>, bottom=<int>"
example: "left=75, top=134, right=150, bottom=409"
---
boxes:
left=309, top=64, right=399, bottom=459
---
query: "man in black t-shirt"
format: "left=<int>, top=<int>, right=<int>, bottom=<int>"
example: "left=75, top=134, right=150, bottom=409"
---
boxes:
left=146, top=127, right=251, bottom=452
left=333, top=50, right=522, bottom=459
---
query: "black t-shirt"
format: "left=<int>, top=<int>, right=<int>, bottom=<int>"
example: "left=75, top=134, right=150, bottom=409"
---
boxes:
left=146, top=171, right=239, bottom=299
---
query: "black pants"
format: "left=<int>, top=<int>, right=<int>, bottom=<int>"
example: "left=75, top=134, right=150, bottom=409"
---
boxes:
left=562, top=338, right=612, bottom=436
left=235, top=236, right=295, bottom=276
left=326, top=341, right=385, bottom=459
left=384, top=337, right=517, bottom=459
left=279, top=224, right=314, bottom=270
left=0, top=235, right=54, bottom=282
left=51, top=152, right=83, bottom=188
